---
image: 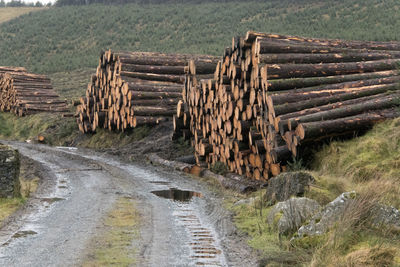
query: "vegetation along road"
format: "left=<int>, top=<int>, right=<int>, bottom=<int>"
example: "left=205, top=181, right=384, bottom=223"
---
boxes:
left=0, top=141, right=256, bottom=267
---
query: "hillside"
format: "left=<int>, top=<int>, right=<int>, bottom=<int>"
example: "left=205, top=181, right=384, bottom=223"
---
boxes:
left=0, top=7, right=45, bottom=24
left=0, top=0, right=399, bottom=73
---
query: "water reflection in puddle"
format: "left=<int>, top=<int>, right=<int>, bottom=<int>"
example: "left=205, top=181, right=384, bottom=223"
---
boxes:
left=151, top=188, right=202, bottom=202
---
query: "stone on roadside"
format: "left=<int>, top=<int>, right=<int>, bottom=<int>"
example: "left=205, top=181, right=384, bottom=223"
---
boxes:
left=296, top=191, right=356, bottom=237
left=0, top=144, right=21, bottom=198
left=267, top=197, right=321, bottom=236
left=266, top=171, right=315, bottom=204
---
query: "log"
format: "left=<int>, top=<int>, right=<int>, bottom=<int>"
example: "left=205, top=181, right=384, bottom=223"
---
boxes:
left=120, top=71, right=185, bottom=83
left=258, top=52, right=400, bottom=65
left=267, top=70, right=398, bottom=91
left=272, top=83, right=399, bottom=116
left=296, top=109, right=400, bottom=140
left=287, top=92, right=400, bottom=130
left=133, top=106, right=175, bottom=116
left=267, top=59, right=400, bottom=79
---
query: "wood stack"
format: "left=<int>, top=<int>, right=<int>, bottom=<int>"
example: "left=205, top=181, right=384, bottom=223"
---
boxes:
left=76, top=50, right=219, bottom=133
left=0, top=69, right=68, bottom=116
left=177, top=32, right=400, bottom=180
left=255, top=33, right=400, bottom=171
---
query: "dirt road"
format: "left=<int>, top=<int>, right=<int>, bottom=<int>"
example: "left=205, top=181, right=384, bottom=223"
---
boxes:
left=0, top=142, right=257, bottom=267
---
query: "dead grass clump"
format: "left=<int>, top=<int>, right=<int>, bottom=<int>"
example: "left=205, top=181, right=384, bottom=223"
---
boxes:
left=345, top=246, right=396, bottom=267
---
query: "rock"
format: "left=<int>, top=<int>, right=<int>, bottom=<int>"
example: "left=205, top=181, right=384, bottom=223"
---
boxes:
left=233, top=197, right=256, bottom=207
left=294, top=191, right=400, bottom=239
left=267, top=197, right=321, bottom=236
left=296, top=191, right=356, bottom=237
left=0, top=144, right=21, bottom=198
left=371, top=204, right=400, bottom=229
left=266, top=171, right=315, bottom=204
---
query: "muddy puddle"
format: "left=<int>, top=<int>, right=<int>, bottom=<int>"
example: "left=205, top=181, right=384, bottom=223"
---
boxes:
left=151, top=188, right=202, bottom=202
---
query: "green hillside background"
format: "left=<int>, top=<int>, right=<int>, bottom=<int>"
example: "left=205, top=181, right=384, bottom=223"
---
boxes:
left=0, top=0, right=399, bottom=74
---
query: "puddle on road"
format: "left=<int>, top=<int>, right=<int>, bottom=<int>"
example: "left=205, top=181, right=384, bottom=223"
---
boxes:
left=12, top=230, right=37, bottom=239
left=149, top=181, right=170, bottom=185
left=151, top=188, right=202, bottom=202
left=2, top=230, right=38, bottom=247
left=40, top=197, right=65, bottom=204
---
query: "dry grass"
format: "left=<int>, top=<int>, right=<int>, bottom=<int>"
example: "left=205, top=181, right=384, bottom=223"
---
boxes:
left=310, top=190, right=399, bottom=266
left=0, top=7, right=45, bottom=24
left=312, top=118, right=400, bottom=208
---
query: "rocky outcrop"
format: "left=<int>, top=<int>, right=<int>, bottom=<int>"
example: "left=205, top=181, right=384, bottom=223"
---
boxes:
left=267, top=197, right=321, bottom=236
left=296, top=191, right=356, bottom=237
left=266, top=171, right=315, bottom=204
left=295, top=191, right=400, bottom=238
left=371, top=204, right=400, bottom=229
left=0, top=144, right=20, bottom=198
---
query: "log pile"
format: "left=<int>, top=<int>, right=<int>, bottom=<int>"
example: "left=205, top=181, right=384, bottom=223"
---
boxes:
left=0, top=69, right=68, bottom=116
left=176, top=32, right=400, bottom=180
left=76, top=51, right=219, bottom=133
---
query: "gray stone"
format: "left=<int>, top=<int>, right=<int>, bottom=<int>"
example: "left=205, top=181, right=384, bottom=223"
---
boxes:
left=371, top=204, right=400, bottom=229
left=267, top=197, right=321, bottom=236
left=296, top=191, right=356, bottom=237
left=0, top=144, right=21, bottom=198
left=266, top=171, right=315, bottom=204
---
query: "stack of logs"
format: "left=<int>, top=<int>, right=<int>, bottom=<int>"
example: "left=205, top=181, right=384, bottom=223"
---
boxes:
left=76, top=50, right=219, bottom=133
left=0, top=67, right=68, bottom=116
left=175, top=32, right=400, bottom=180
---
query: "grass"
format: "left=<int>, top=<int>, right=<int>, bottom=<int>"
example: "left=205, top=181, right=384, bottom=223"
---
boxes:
left=0, top=112, right=79, bottom=146
left=82, top=197, right=140, bottom=267
left=78, top=127, right=151, bottom=149
left=312, top=118, right=400, bottom=209
left=226, top=190, right=311, bottom=266
left=49, top=68, right=94, bottom=100
left=0, top=198, right=25, bottom=224
left=0, top=0, right=399, bottom=73
left=0, top=7, right=45, bottom=24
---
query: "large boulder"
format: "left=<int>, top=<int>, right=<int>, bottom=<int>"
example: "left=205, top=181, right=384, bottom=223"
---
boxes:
left=370, top=204, right=400, bottom=229
left=297, top=191, right=356, bottom=237
left=266, top=171, right=315, bottom=204
left=267, top=197, right=321, bottom=236
left=0, top=144, right=20, bottom=198
left=296, top=191, right=400, bottom=238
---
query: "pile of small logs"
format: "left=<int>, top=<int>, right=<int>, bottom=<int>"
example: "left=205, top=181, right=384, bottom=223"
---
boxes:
left=176, top=32, right=400, bottom=180
left=76, top=50, right=219, bottom=133
left=0, top=69, right=68, bottom=116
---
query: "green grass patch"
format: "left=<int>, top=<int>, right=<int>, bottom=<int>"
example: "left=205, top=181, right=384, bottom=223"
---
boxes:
left=79, top=126, right=150, bottom=149
left=226, top=191, right=311, bottom=265
left=82, top=197, right=140, bottom=267
left=49, top=68, right=94, bottom=100
left=0, top=198, right=25, bottom=224
left=0, top=112, right=78, bottom=146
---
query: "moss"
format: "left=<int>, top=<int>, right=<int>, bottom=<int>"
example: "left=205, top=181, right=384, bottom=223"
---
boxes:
left=291, top=234, right=326, bottom=250
left=273, top=211, right=283, bottom=228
